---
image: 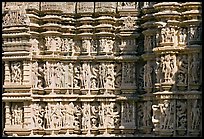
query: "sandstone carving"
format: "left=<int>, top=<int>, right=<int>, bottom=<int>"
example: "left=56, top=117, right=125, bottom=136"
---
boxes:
left=2, top=2, right=202, bottom=137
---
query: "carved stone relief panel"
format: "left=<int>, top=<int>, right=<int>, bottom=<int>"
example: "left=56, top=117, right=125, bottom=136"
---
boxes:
left=114, top=63, right=122, bottom=89
left=41, top=2, right=63, bottom=11
left=80, top=62, right=91, bottom=90
left=188, top=25, right=202, bottom=43
left=189, top=53, right=201, bottom=86
left=158, top=100, right=174, bottom=130
left=10, top=102, right=24, bottom=127
left=31, top=102, right=84, bottom=130
left=10, top=61, right=23, bottom=84
left=121, top=16, right=136, bottom=30
left=176, top=100, right=187, bottom=136
left=90, top=63, right=99, bottom=90
left=176, top=54, right=188, bottom=89
left=73, top=63, right=81, bottom=88
left=178, top=28, right=187, bottom=45
left=142, top=101, right=153, bottom=129
left=137, top=102, right=144, bottom=131
left=122, top=62, right=136, bottom=87
left=3, top=2, right=30, bottom=26
left=81, top=103, right=91, bottom=130
left=95, top=2, right=116, bottom=13
left=121, top=101, right=135, bottom=128
left=30, top=38, right=39, bottom=54
left=98, top=62, right=115, bottom=90
left=188, top=99, right=201, bottom=131
left=138, top=65, right=144, bottom=92
left=90, top=102, right=100, bottom=129
left=77, top=2, right=94, bottom=13
left=144, top=35, right=156, bottom=52
left=160, top=27, right=178, bottom=46
left=144, top=62, right=153, bottom=92
left=160, top=54, right=177, bottom=83
left=98, top=37, right=115, bottom=54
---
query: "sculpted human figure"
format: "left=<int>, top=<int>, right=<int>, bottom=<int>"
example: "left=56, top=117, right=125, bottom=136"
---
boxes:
left=191, top=100, right=200, bottom=130
left=82, top=104, right=90, bottom=129
left=66, top=102, right=75, bottom=128
left=99, top=38, right=106, bottom=52
left=45, top=105, right=51, bottom=128
left=161, top=28, right=166, bottom=43
left=179, top=28, right=187, bottom=43
left=106, top=39, right=114, bottom=53
left=162, top=54, right=172, bottom=82
left=91, top=105, right=99, bottom=128
left=106, top=64, right=115, bottom=88
left=31, top=38, right=39, bottom=54
left=176, top=101, right=187, bottom=129
left=159, top=100, right=173, bottom=129
left=66, top=63, right=73, bottom=88
left=55, top=37, right=62, bottom=51
left=37, top=64, right=45, bottom=89
left=177, top=55, right=188, bottom=84
left=190, top=54, right=200, bottom=84
left=99, top=63, right=106, bottom=88
left=73, top=65, right=80, bottom=88
left=155, top=58, right=161, bottom=83
left=74, top=104, right=82, bottom=129
left=80, top=63, right=90, bottom=89
left=143, top=101, right=152, bottom=127
left=11, top=62, right=22, bottom=83
left=144, top=64, right=153, bottom=88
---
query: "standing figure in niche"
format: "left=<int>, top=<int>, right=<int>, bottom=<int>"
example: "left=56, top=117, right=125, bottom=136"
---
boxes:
left=159, top=100, right=173, bottom=129
left=37, top=64, right=45, bottom=89
left=179, top=28, right=187, bottom=44
left=99, top=63, right=106, bottom=88
left=191, top=100, right=200, bottom=130
left=32, top=62, right=39, bottom=88
left=155, top=58, right=161, bottom=83
left=190, top=54, right=200, bottom=84
left=144, top=64, right=153, bottom=88
left=67, top=63, right=73, bottom=88
left=162, top=54, right=172, bottom=82
left=161, top=28, right=166, bottom=43
left=11, top=62, right=22, bottom=83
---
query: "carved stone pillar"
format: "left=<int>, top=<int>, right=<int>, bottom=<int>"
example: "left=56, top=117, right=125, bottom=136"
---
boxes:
left=4, top=61, right=10, bottom=85
left=4, top=102, right=11, bottom=129
left=23, top=61, right=30, bottom=85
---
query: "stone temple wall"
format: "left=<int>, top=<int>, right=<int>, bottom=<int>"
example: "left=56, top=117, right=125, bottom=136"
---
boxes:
left=2, top=2, right=202, bottom=137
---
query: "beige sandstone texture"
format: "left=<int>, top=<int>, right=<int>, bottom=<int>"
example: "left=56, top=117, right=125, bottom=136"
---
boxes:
left=2, top=2, right=202, bottom=137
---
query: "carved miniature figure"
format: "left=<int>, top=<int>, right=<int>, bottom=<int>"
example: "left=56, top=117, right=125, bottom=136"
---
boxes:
left=11, top=62, right=22, bottom=83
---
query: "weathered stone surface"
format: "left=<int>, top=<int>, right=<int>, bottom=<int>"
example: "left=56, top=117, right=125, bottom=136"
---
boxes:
left=2, top=2, right=202, bottom=137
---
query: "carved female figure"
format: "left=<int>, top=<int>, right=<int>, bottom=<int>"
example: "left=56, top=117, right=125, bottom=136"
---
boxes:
left=99, top=63, right=106, bottom=88
left=191, top=100, right=200, bottom=130
left=67, top=63, right=73, bottom=88
left=190, top=54, right=200, bottom=84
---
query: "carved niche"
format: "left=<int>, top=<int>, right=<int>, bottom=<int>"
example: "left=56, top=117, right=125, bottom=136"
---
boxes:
left=10, top=61, right=23, bottom=84
left=10, top=102, right=24, bottom=127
